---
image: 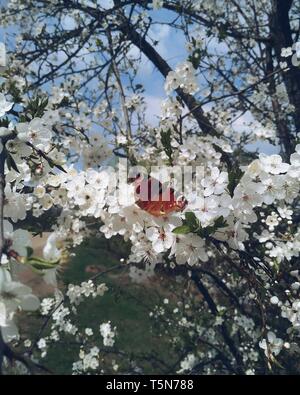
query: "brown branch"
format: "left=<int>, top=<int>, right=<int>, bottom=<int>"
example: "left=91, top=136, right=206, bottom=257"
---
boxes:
left=191, top=271, right=245, bottom=375
left=270, top=0, right=300, bottom=133
left=116, top=13, right=219, bottom=137
left=106, top=29, right=136, bottom=164
left=163, top=1, right=272, bottom=44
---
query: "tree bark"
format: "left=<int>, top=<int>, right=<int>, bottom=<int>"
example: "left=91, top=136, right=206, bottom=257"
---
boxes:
left=271, top=0, right=300, bottom=137
left=117, top=16, right=219, bottom=137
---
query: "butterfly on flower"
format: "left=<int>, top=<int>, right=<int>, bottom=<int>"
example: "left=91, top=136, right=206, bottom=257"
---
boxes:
left=129, top=173, right=187, bottom=217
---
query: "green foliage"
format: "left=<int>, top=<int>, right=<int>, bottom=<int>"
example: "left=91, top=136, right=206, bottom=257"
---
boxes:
left=188, top=50, right=202, bottom=69
left=6, top=151, right=20, bottom=173
left=95, top=38, right=103, bottom=47
left=40, top=238, right=179, bottom=374
left=160, top=128, right=173, bottom=165
left=187, top=37, right=202, bottom=69
left=173, top=212, right=199, bottom=235
left=227, top=167, right=243, bottom=197
left=5, top=80, right=24, bottom=103
left=26, top=246, right=34, bottom=258
left=184, top=211, right=199, bottom=231
left=217, top=22, right=230, bottom=40
left=173, top=211, right=227, bottom=238
left=46, top=156, right=67, bottom=173
left=198, top=215, right=227, bottom=238
left=25, top=255, right=60, bottom=273
left=172, top=225, right=191, bottom=235
left=0, top=117, right=10, bottom=128
left=26, top=96, right=49, bottom=118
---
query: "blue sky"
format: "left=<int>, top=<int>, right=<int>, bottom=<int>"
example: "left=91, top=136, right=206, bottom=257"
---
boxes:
left=0, top=2, right=279, bottom=154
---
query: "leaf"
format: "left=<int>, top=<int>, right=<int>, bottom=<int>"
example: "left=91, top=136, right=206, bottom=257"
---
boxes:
left=227, top=167, right=243, bottom=197
left=160, top=129, right=173, bottom=164
left=27, top=95, right=49, bottom=118
left=0, top=117, right=9, bottom=128
left=6, top=152, right=20, bottom=173
left=172, top=225, right=192, bottom=235
left=52, top=161, right=67, bottom=173
left=172, top=212, right=200, bottom=235
left=218, top=22, right=229, bottom=40
left=197, top=225, right=213, bottom=238
left=95, top=38, right=103, bottom=47
left=46, top=156, right=67, bottom=173
left=185, top=211, right=199, bottom=231
left=188, top=49, right=201, bottom=69
left=269, top=354, right=284, bottom=370
left=197, top=216, right=228, bottom=238
left=26, top=256, right=60, bottom=271
left=214, top=215, right=227, bottom=228
left=26, top=246, right=34, bottom=258
left=175, top=95, right=185, bottom=107
left=173, top=214, right=227, bottom=238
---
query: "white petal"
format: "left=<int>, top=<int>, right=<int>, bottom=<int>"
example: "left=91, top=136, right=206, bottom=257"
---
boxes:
left=20, top=295, right=40, bottom=311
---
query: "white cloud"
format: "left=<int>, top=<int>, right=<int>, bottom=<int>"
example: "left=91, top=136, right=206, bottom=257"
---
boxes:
left=61, top=15, right=77, bottom=30
left=231, top=110, right=255, bottom=133
left=144, top=95, right=163, bottom=124
left=97, top=0, right=113, bottom=9
left=150, top=24, right=171, bottom=58
left=232, top=111, right=279, bottom=154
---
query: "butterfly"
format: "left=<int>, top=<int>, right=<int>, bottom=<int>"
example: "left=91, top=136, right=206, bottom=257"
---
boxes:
left=129, top=173, right=187, bottom=217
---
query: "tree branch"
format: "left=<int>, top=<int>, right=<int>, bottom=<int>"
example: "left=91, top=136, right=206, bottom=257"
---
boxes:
left=191, top=271, right=245, bottom=375
left=271, top=0, right=300, bottom=134
left=117, top=13, right=219, bottom=137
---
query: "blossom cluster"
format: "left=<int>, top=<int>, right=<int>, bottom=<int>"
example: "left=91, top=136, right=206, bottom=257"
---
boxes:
left=164, top=61, right=199, bottom=95
left=0, top=0, right=300, bottom=373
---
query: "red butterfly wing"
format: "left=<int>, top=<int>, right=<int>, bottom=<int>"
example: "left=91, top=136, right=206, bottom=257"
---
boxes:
left=134, top=176, right=187, bottom=217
